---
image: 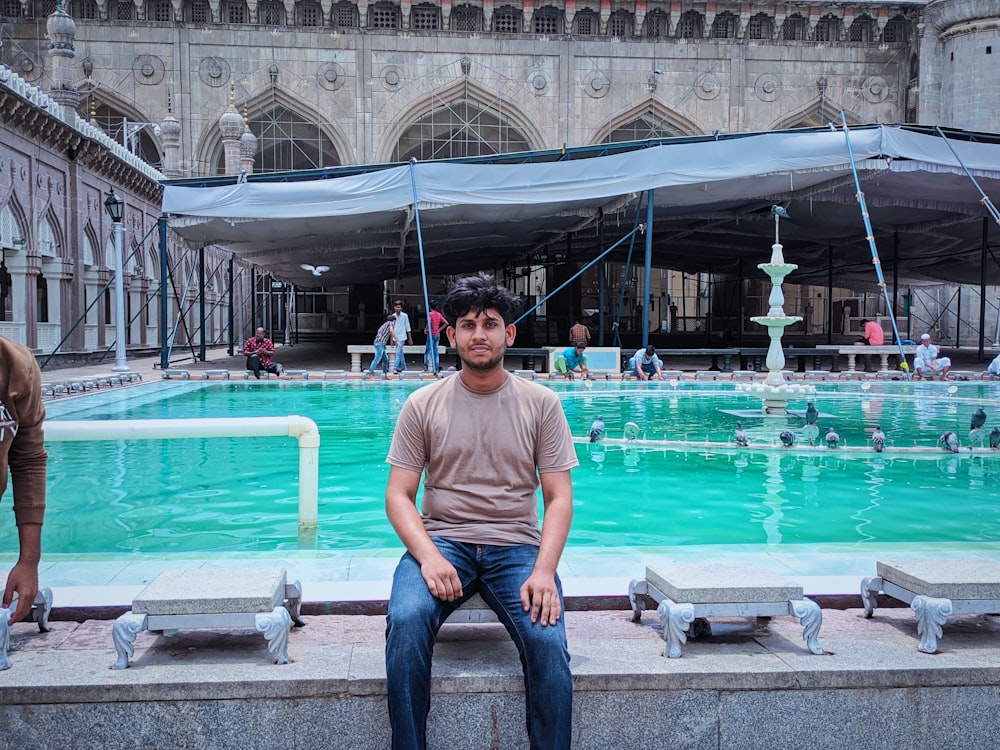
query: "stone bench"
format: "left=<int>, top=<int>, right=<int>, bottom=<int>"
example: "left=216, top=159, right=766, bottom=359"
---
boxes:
left=816, top=344, right=917, bottom=373
left=161, top=369, right=191, bottom=380
left=862, top=558, right=1000, bottom=653
left=0, top=586, right=53, bottom=670
left=346, top=344, right=425, bottom=373
left=200, top=369, right=231, bottom=380
left=629, top=563, right=824, bottom=658
left=112, top=567, right=304, bottom=670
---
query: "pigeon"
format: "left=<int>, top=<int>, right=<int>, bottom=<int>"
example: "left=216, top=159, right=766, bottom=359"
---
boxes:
left=771, top=204, right=791, bottom=220
left=971, top=407, right=987, bottom=430
left=938, top=431, right=960, bottom=453
left=589, top=416, right=605, bottom=443
left=825, top=427, right=840, bottom=449
left=871, top=425, right=886, bottom=453
left=804, top=402, right=818, bottom=426
left=779, top=430, right=795, bottom=447
left=300, top=263, right=330, bottom=276
left=990, top=426, right=1000, bottom=450
left=734, top=421, right=748, bottom=447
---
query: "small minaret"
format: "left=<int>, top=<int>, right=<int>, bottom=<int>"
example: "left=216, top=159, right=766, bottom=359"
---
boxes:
left=159, top=93, right=182, bottom=178
left=239, top=104, right=257, bottom=176
left=219, top=82, right=245, bottom=176
left=46, top=1, right=80, bottom=108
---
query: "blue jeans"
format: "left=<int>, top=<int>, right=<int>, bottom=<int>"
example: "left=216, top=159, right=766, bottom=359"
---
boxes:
left=394, top=341, right=407, bottom=372
left=385, top=538, right=572, bottom=750
left=369, top=341, right=389, bottom=375
left=424, top=334, right=440, bottom=372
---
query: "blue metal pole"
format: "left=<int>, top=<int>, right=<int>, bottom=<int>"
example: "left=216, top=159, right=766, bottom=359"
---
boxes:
left=642, top=188, right=654, bottom=346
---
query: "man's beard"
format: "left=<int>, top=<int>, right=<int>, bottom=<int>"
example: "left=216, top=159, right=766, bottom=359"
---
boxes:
left=459, top=348, right=505, bottom=372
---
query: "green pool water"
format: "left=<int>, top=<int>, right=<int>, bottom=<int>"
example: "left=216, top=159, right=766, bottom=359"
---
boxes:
left=30, top=379, right=1000, bottom=555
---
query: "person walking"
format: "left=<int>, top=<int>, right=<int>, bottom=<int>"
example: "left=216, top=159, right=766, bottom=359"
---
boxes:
left=366, top=314, right=399, bottom=378
left=392, top=300, right=413, bottom=374
left=384, top=275, right=576, bottom=750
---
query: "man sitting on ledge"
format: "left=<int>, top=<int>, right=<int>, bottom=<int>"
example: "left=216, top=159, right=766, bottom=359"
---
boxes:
left=554, top=343, right=589, bottom=380
left=244, top=327, right=284, bottom=379
left=629, top=345, right=665, bottom=381
left=914, top=333, right=951, bottom=380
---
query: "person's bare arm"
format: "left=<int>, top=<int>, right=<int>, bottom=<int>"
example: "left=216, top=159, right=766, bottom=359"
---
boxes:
left=3, top=523, right=41, bottom=623
left=520, top=470, right=573, bottom=626
left=385, top=465, right=462, bottom=601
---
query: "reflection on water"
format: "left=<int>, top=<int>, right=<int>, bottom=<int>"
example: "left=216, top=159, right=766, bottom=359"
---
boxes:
left=33, top=380, right=1000, bottom=555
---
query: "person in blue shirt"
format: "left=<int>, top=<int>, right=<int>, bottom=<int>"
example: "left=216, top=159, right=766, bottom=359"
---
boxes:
left=629, top=345, right=665, bottom=381
left=554, top=344, right=589, bottom=379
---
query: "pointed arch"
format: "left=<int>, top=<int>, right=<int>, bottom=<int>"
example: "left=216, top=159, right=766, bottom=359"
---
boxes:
left=380, top=78, right=543, bottom=164
left=769, top=98, right=862, bottom=130
left=82, top=223, right=99, bottom=267
left=37, top=212, right=63, bottom=259
left=82, top=96, right=162, bottom=168
left=590, top=100, right=705, bottom=144
left=196, top=87, right=350, bottom=175
left=1, top=199, right=30, bottom=250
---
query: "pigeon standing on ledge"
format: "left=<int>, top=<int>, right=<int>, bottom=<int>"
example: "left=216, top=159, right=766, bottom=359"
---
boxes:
left=825, top=427, right=840, bottom=449
left=589, top=416, right=605, bottom=443
left=871, top=425, right=886, bottom=453
left=735, top=422, right=748, bottom=447
left=779, top=430, right=795, bottom=447
left=805, top=402, right=818, bottom=426
left=990, top=426, right=1000, bottom=450
left=939, top=431, right=960, bottom=453
left=971, top=407, right=987, bottom=430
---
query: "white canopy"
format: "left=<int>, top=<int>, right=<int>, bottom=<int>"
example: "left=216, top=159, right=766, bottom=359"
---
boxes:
left=162, top=125, right=1000, bottom=289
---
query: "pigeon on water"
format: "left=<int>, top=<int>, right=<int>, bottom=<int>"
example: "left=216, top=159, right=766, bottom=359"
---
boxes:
left=990, top=426, right=1000, bottom=450
left=734, top=421, right=748, bottom=447
left=779, top=430, right=796, bottom=447
left=804, top=402, right=818, bottom=426
left=871, top=425, right=886, bottom=453
left=589, top=416, right=605, bottom=443
left=938, top=431, right=960, bottom=454
left=971, top=407, right=987, bottom=430
left=825, top=427, right=840, bottom=449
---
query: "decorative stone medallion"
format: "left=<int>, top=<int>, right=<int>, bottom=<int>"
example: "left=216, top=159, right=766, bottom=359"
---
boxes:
left=862, top=75, right=890, bottom=103
left=11, top=52, right=42, bottom=82
left=694, top=72, right=721, bottom=100
left=133, top=55, right=165, bottom=85
left=198, top=57, right=231, bottom=88
left=381, top=65, right=403, bottom=91
left=584, top=70, right=610, bottom=99
left=753, top=73, right=781, bottom=102
left=317, top=62, right=346, bottom=91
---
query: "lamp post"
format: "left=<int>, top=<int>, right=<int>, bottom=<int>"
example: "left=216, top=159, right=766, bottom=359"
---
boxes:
left=104, top=188, right=130, bottom=372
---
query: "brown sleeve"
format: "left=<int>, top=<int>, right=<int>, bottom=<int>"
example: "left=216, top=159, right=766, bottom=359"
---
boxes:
left=9, top=352, right=47, bottom=526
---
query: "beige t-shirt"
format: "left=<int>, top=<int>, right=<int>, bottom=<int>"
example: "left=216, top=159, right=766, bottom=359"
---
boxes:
left=387, top=372, right=578, bottom=546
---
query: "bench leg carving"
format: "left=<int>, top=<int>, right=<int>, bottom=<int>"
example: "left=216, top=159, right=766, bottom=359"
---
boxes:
left=112, top=612, right=149, bottom=670
left=285, top=580, right=305, bottom=627
left=790, top=599, right=824, bottom=654
left=628, top=578, right=648, bottom=623
left=256, top=606, right=293, bottom=664
left=0, top=606, right=11, bottom=670
left=912, top=595, right=952, bottom=653
left=860, top=576, right=882, bottom=618
left=657, top=599, right=695, bottom=658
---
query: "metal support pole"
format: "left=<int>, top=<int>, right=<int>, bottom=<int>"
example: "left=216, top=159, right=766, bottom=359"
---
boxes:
left=159, top=217, right=169, bottom=370
left=250, top=267, right=257, bottom=329
left=198, top=246, right=206, bottom=362
left=111, top=218, right=129, bottom=372
left=826, top=246, right=834, bottom=344
left=892, top=230, right=899, bottom=325
left=979, top=217, right=988, bottom=359
left=227, top=257, right=234, bottom=356
left=956, top=287, right=962, bottom=347
left=642, top=189, right=654, bottom=346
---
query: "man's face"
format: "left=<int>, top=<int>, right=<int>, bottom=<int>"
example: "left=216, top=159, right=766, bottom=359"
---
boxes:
left=448, top=308, right=515, bottom=372
left=255, top=329, right=265, bottom=340
left=394, top=304, right=403, bottom=315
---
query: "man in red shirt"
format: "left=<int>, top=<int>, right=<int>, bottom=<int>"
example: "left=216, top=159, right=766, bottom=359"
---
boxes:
left=243, top=327, right=284, bottom=379
left=856, top=318, right=885, bottom=371
left=422, top=302, right=449, bottom=375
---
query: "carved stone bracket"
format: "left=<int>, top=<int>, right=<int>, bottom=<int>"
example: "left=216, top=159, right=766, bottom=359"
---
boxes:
left=911, top=595, right=953, bottom=654
left=657, top=598, right=696, bottom=658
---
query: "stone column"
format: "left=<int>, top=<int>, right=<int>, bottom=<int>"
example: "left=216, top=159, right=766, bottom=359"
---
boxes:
left=220, top=85, right=245, bottom=176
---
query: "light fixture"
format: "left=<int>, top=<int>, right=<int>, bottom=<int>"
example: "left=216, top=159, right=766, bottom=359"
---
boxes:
left=104, top=188, right=124, bottom=221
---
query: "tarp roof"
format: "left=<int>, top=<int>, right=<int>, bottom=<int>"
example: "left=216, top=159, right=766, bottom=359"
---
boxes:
left=161, top=125, right=1000, bottom=290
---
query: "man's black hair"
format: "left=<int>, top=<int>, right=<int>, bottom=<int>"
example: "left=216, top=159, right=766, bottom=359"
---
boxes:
left=442, top=274, right=523, bottom=326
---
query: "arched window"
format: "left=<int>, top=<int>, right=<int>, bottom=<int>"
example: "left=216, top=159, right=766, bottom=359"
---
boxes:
left=224, top=1, right=249, bottom=23
left=710, top=11, right=737, bottom=39
left=882, top=14, right=910, bottom=44
left=37, top=217, right=59, bottom=258
left=814, top=14, right=841, bottom=43
left=848, top=14, right=876, bottom=42
left=148, top=0, right=171, bottom=21
left=37, top=0, right=57, bottom=15
left=451, top=4, right=482, bottom=31
left=217, top=105, right=341, bottom=173
left=601, top=110, right=689, bottom=143
left=187, top=1, right=211, bottom=22
left=492, top=5, right=521, bottom=33
left=81, top=102, right=162, bottom=168
left=643, top=9, right=668, bottom=40
left=410, top=2, right=440, bottom=30
left=574, top=9, right=598, bottom=35
left=533, top=6, right=562, bottom=34
left=781, top=14, right=806, bottom=41
left=747, top=13, right=772, bottom=40
left=393, top=93, right=532, bottom=161
left=332, top=0, right=358, bottom=26
left=297, top=1, right=323, bottom=26
left=676, top=10, right=703, bottom=39
left=368, top=1, right=400, bottom=29
left=607, top=9, right=632, bottom=38
left=259, top=0, right=284, bottom=24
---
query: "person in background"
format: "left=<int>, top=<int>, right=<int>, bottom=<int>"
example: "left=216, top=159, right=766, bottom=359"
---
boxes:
left=629, top=344, right=665, bottom=381
left=554, top=343, right=589, bottom=380
left=1, top=336, right=47, bottom=625
left=988, top=351, right=1000, bottom=377
left=914, top=332, right=951, bottom=380
left=384, top=275, right=576, bottom=750
left=422, top=302, right=449, bottom=375
left=855, top=318, right=885, bottom=372
left=367, top=314, right=399, bottom=379
left=568, top=318, right=591, bottom=348
left=392, top=300, right=413, bottom=374
left=244, top=327, right=284, bottom=379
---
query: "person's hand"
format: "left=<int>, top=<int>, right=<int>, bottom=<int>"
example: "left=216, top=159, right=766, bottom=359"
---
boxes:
left=3, top=561, right=39, bottom=624
left=420, top=555, right=463, bottom=602
left=520, top=570, right=562, bottom=626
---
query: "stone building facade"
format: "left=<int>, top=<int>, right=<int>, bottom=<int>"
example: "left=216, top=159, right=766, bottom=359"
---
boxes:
left=0, top=0, right=998, bottom=350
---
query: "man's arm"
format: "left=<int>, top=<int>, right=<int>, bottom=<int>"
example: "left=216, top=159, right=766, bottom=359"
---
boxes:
left=3, top=523, right=41, bottom=622
left=521, top=469, right=573, bottom=626
left=385, top=465, right=462, bottom=601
